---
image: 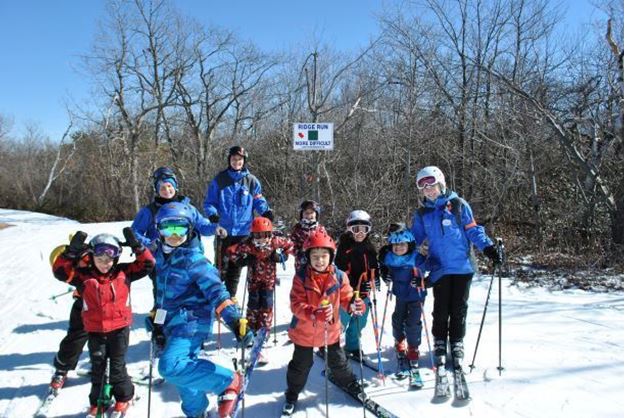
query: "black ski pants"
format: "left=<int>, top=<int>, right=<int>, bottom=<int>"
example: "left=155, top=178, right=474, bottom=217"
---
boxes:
left=215, top=235, right=247, bottom=298
left=54, top=297, right=88, bottom=372
left=431, top=274, right=473, bottom=344
left=88, top=326, right=134, bottom=406
left=285, top=342, right=356, bottom=404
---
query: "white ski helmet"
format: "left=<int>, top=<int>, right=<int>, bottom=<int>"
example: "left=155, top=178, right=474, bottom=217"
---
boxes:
left=416, top=166, right=446, bottom=189
left=89, top=233, right=122, bottom=259
left=345, top=210, right=372, bottom=226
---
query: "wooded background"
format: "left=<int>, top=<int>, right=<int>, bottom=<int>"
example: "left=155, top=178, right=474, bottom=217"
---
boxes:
left=0, top=0, right=622, bottom=267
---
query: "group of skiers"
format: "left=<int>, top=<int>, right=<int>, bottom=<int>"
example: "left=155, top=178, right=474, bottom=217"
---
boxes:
left=45, top=145, right=503, bottom=418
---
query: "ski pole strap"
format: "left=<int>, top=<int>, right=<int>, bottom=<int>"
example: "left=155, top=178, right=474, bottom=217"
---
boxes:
left=216, top=298, right=235, bottom=316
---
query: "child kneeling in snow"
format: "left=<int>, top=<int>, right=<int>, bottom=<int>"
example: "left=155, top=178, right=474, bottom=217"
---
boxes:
left=52, top=228, right=154, bottom=417
left=282, top=229, right=365, bottom=416
left=152, top=202, right=253, bottom=418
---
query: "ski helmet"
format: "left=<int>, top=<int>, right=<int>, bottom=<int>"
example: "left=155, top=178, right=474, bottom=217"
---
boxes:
left=251, top=216, right=273, bottom=233
left=228, top=146, right=248, bottom=164
left=388, top=229, right=415, bottom=244
left=386, top=222, right=407, bottom=235
left=299, top=200, right=320, bottom=220
left=152, top=166, right=178, bottom=192
left=303, top=229, right=336, bottom=262
left=89, top=233, right=122, bottom=259
left=155, top=202, right=195, bottom=229
left=345, top=210, right=372, bottom=226
left=416, top=166, right=445, bottom=190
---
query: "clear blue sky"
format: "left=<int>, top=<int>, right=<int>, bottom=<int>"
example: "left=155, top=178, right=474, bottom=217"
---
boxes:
left=0, top=0, right=599, bottom=142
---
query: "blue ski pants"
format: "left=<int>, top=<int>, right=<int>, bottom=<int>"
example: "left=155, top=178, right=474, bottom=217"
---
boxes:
left=339, top=296, right=371, bottom=352
left=158, top=332, right=234, bottom=417
left=392, top=299, right=423, bottom=348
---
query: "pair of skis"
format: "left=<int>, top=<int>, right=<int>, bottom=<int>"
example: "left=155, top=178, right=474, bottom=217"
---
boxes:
left=434, top=362, right=470, bottom=403
left=393, top=354, right=423, bottom=389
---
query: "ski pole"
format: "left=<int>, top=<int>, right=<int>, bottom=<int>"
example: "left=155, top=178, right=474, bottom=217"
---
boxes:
left=367, top=273, right=385, bottom=382
left=378, top=281, right=392, bottom=348
left=468, top=262, right=496, bottom=372
left=496, top=238, right=505, bottom=376
left=417, top=297, right=435, bottom=371
left=353, top=292, right=366, bottom=418
left=147, top=336, right=154, bottom=418
left=272, top=286, right=278, bottom=345
left=321, top=299, right=330, bottom=418
left=95, top=345, right=111, bottom=418
left=49, top=287, right=73, bottom=303
left=239, top=318, right=248, bottom=418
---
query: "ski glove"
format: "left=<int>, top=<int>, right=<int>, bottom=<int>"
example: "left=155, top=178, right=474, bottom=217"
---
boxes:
left=123, top=227, right=143, bottom=251
left=382, top=272, right=392, bottom=286
left=262, top=210, right=274, bottom=222
left=483, top=245, right=502, bottom=265
left=208, top=213, right=220, bottom=224
left=374, top=275, right=381, bottom=291
left=234, top=253, right=254, bottom=267
left=350, top=298, right=365, bottom=316
left=270, top=250, right=284, bottom=263
left=313, top=303, right=333, bottom=322
left=65, top=231, right=89, bottom=259
left=215, top=226, right=228, bottom=239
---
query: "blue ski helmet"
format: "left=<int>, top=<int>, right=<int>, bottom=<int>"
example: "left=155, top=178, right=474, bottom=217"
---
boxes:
left=152, top=166, right=178, bottom=192
left=388, top=229, right=415, bottom=244
left=155, top=202, right=195, bottom=228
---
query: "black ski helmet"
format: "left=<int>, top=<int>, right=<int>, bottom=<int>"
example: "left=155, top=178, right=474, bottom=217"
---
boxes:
left=228, top=146, right=248, bottom=165
left=152, top=166, right=177, bottom=192
left=299, top=200, right=320, bottom=220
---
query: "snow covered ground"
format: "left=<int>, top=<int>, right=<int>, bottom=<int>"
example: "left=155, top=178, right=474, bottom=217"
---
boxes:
left=0, top=208, right=622, bottom=418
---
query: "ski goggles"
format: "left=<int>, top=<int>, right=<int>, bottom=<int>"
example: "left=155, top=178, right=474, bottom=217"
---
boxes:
left=416, top=176, right=438, bottom=190
left=158, top=220, right=190, bottom=237
left=348, top=224, right=371, bottom=234
left=92, top=243, right=121, bottom=259
left=252, top=231, right=272, bottom=240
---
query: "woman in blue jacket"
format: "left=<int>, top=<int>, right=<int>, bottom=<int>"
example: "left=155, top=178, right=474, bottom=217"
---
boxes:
left=203, top=146, right=273, bottom=297
left=153, top=202, right=253, bottom=418
left=410, top=166, right=501, bottom=371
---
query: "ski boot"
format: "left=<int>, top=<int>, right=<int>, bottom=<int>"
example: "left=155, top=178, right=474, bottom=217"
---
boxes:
left=49, top=370, right=67, bottom=394
left=282, top=401, right=296, bottom=416
left=394, top=339, right=410, bottom=379
left=450, top=340, right=470, bottom=401
left=345, top=380, right=367, bottom=401
left=407, top=346, right=423, bottom=389
left=217, top=373, right=243, bottom=418
left=109, top=400, right=131, bottom=418
left=86, top=405, right=98, bottom=418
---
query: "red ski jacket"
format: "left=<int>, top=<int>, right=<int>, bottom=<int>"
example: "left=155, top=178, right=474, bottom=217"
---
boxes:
left=287, top=264, right=354, bottom=348
left=52, top=248, right=154, bottom=333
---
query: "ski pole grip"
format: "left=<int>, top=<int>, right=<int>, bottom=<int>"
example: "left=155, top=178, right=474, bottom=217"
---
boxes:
left=354, top=291, right=360, bottom=299
left=321, top=299, right=329, bottom=307
left=239, top=318, right=248, bottom=337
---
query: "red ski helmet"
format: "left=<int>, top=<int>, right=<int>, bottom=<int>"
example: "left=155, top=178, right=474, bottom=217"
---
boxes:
left=251, top=216, right=273, bottom=233
left=303, top=229, right=336, bottom=262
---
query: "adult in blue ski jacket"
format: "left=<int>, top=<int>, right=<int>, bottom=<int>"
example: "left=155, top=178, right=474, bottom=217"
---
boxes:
left=203, top=146, right=273, bottom=297
left=152, top=201, right=253, bottom=418
left=410, top=166, right=501, bottom=369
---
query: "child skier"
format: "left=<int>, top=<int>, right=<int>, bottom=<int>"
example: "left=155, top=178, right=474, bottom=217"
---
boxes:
left=152, top=202, right=254, bottom=418
left=282, top=229, right=366, bottom=416
left=334, top=210, right=380, bottom=360
left=380, top=225, right=427, bottom=385
left=52, top=228, right=154, bottom=417
left=226, top=216, right=294, bottom=363
left=289, top=200, right=327, bottom=271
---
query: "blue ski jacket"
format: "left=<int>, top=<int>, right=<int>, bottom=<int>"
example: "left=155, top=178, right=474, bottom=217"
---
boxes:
left=410, top=190, right=493, bottom=284
left=383, top=250, right=427, bottom=302
left=132, top=196, right=217, bottom=249
left=203, top=168, right=269, bottom=236
left=153, top=232, right=239, bottom=337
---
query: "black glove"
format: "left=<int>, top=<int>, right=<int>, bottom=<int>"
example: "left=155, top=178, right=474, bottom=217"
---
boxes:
left=234, top=253, right=254, bottom=267
left=361, top=279, right=371, bottom=293
left=382, top=272, right=392, bottom=285
left=374, top=275, right=381, bottom=291
left=424, top=275, right=433, bottom=288
left=123, top=227, right=143, bottom=251
left=411, top=273, right=423, bottom=288
left=262, top=210, right=274, bottom=221
left=208, top=213, right=220, bottom=223
left=483, top=245, right=503, bottom=265
left=66, top=231, right=89, bottom=259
